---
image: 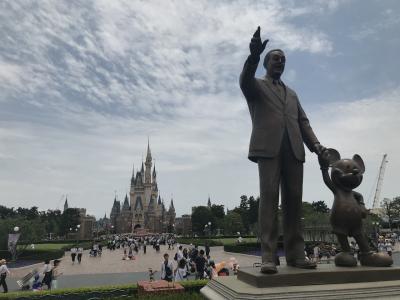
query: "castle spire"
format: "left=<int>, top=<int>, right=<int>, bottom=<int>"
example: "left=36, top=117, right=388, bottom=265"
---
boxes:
left=169, top=198, right=175, bottom=211
left=146, top=137, right=152, bottom=162
left=158, top=194, right=162, bottom=205
left=207, top=195, right=211, bottom=208
left=63, top=196, right=69, bottom=212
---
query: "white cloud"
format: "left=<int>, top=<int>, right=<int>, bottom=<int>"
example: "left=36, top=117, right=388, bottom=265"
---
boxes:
left=9, top=0, right=398, bottom=218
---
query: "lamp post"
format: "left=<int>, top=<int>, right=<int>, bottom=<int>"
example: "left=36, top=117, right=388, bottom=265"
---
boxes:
left=76, top=224, right=81, bottom=244
left=372, top=221, right=379, bottom=242
left=9, top=226, right=20, bottom=261
left=208, top=222, right=212, bottom=236
left=204, top=224, right=208, bottom=237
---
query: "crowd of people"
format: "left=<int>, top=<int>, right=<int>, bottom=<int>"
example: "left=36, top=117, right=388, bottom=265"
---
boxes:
left=159, top=243, right=238, bottom=282
left=305, top=232, right=399, bottom=264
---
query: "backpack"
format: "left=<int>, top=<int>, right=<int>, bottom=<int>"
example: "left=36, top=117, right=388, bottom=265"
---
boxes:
left=165, top=264, right=172, bottom=277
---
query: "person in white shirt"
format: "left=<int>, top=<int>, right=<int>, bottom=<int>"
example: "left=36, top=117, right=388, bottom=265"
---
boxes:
left=70, top=247, right=77, bottom=264
left=0, top=259, right=11, bottom=293
left=176, top=245, right=184, bottom=261
left=77, top=247, right=83, bottom=264
left=385, top=242, right=393, bottom=256
left=161, top=253, right=174, bottom=282
left=313, top=245, right=320, bottom=263
left=174, top=258, right=187, bottom=282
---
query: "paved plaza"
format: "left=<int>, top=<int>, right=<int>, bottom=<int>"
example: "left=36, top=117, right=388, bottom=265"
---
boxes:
left=6, top=244, right=400, bottom=292
left=6, top=244, right=259, bottom=291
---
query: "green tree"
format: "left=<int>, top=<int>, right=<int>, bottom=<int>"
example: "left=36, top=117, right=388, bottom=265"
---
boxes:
left=191, top=206, right=215, bottom=236
left=247, top=196, right=259, bottom=234
left=210, top=204, right=225, bottom=232
left=223, top=211, right=244, bottom=235
left=0, top=205, right=16, bottom=219
left=0, top=218, right=46, bottom=254
left=311, top=201, right=330, bottom=213
left=60, top=208, right=81, bottom=237
left=381, top=197, right=400, bottom=230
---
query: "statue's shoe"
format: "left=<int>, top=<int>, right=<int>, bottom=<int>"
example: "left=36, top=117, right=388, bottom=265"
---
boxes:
left=287, top=259, right=317, bottom=269
left=334, top=252, right=357, bottom=267
left=359, top=252, right=393, bottom=267
left=260, top=262, right=277, bottom=274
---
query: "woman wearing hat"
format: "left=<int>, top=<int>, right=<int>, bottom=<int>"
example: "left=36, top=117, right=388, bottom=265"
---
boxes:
left=0, top=259, right=11, bottom=293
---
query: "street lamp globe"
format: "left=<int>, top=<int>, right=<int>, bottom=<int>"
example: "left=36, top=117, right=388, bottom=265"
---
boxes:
left=77, top=224, right=81, bottom=229
left=208, top=222, right=211, bottom=226
left=14, top=226, right=19, bottom=232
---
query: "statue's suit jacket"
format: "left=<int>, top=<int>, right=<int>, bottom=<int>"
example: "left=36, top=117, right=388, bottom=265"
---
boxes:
left=240, top=57, right=319, bottom=163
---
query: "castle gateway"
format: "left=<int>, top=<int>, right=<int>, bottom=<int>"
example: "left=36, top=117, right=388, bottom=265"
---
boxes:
left=110, top=142, right=175, bottom=234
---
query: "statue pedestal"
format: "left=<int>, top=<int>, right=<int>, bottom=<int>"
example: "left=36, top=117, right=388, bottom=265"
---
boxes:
left=201, top=264, right=400, bottom=299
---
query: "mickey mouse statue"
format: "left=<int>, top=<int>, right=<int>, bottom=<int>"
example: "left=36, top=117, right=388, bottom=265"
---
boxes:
left=318, top=149, right=393, bottom=267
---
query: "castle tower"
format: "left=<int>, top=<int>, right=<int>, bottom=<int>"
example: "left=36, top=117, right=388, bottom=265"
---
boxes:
left=207, top=195, right=211, bottom=208
left=130, top=163, right=135, bottom=188
left=110, top=196, right=121, bottom=232
left=166, top=198, right=176, bottom=232
left=117, top=194, right=132, bottom=233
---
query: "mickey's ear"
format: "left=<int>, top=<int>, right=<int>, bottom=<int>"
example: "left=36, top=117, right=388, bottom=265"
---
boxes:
left=353, top=154, right=365, bottom=173
left=327, top=148, right=341, bottom=166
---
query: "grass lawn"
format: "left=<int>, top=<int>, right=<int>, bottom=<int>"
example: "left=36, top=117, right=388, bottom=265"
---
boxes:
left=18, top=243, right=71, bottom=250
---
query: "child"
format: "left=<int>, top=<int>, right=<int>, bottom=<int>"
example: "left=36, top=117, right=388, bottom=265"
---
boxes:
left=148, top=268, right=157, bottom=281
left=32, top=274, right=42, bottom=291
left=174, top=258, right=188, bottom=282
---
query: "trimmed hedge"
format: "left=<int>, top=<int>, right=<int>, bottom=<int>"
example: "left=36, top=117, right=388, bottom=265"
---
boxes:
left=0, top=280, right=208, bottom=299
left=176, top=238, right=223, bottom=247
left=0, top=249, right=64, bottom=261
left=224, top=242, right=261, bottom=254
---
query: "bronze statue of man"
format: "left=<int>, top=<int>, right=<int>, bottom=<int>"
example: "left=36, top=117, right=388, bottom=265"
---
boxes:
left=240, top=27, right=326, bottom=274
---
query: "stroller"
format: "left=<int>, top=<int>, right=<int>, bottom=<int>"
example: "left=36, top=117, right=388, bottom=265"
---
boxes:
left=16, top=268, right=39, bottom=290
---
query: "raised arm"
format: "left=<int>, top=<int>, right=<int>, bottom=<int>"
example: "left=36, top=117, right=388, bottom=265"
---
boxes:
left=240, top=26, right=268, bottom=98
left=318, top=151, right=336, bottom=193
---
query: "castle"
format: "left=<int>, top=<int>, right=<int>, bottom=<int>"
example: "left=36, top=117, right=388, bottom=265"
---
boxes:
left=109, top=142, right=176, bottom=234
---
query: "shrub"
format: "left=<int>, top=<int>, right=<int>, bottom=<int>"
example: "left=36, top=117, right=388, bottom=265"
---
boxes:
left=224, top=242, right=261, bottom=254
left=176, top=238, right=223, bottom=246
left=0, top=249, right=64, bottom=261
left=0, top=280, right=209, bottom=299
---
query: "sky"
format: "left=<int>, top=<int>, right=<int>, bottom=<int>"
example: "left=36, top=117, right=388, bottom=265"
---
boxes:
left=1, top=0, right=399, bottom=219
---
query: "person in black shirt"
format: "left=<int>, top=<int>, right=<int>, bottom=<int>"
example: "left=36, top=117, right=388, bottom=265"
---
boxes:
left=194, top=250, right=207, bottom=279
left=205, top=242, right=210, bottom=258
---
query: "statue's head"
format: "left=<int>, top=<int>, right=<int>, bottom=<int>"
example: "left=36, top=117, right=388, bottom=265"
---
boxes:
left=263, top=49, right=285, bottom=80
left=322, top=148, right=365, bottom=191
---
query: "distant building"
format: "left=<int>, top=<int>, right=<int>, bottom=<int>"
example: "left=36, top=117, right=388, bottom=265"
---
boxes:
left=175, top=214, right=192, bottom=236
left=110, top=141, right=176, bottom=234
left=77, top=208, right=96, bottom=240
